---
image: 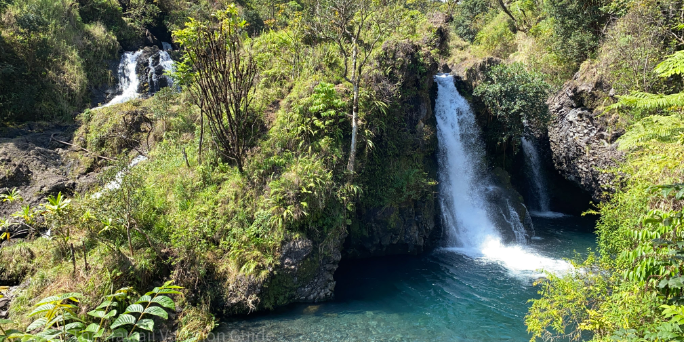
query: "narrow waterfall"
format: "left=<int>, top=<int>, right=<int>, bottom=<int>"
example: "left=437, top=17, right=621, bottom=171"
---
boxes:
left=99, top=51, right=143, bottom=108
left=148, top=50, right=175, bottom=93
left=97, top=43, right=175, bottom=108
left=434, top=74, right=570, bottom=275
left=521, top=137, right=567, bottom=218
left=521, top=137, right=550, bottom=212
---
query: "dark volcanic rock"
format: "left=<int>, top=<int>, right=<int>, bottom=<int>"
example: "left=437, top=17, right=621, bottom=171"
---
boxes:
left=0, top=124, right=98, bottom=217
left=547, top=65, right=624, bottom=201
left=347, top=199, right=437, bottom=258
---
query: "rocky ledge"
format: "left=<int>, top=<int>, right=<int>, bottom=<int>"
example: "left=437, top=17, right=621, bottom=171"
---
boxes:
left=547, top=64, right=625, bottom=201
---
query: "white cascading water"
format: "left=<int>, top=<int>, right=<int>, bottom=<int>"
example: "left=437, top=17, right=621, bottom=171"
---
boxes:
left=434, top=74, right=570, bottom=276
left=97, top=42, right=175, bottom=108
left=521, top=137, right=566, bottom=218
left=98, top=51, right=143, bottom=108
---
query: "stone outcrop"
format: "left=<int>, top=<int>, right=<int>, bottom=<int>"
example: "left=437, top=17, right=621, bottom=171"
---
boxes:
left=256, top=230, right=346, bottom=311
left=347, top=199, right=438, bottom=258
left=486, top=167, right=534, bottom=242
left=136, top=46, right=173, bottom=95
left=0, top=124, right=97, bottom=218
left=547, top=65, right=624, bottom=201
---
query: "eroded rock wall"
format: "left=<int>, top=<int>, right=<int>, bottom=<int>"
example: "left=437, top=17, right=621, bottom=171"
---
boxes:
left=547, top=65, right=624, bottom=201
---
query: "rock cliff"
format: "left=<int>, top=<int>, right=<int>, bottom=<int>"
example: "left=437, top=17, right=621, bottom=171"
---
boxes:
left=547, top=65, right=624, bottom=201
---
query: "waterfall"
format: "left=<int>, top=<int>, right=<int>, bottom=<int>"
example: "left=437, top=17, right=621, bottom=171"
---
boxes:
left=98, top=51, right=143, bottom=108
left=521, top=137, right=550, bottom=211
left=97, top=43, right=175, bottom=108
left=434, top=74, right=570, bottom=276
left=148, top=49, right=175, bottom=93
left=521, top=137, right=566, bottom=218
left=434, top=74, right=500, bottom=250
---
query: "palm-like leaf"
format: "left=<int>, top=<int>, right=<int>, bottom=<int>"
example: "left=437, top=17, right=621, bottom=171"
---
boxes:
left=612, top=92, right=684, bottom=111
left=655, top=51, right=684, bottom=78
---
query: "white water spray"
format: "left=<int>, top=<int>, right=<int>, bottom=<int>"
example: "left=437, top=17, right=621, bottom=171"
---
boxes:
left=98, top=51, right=143, bottom=108
left=434, top=74, right=570, bottom=276
left=92, top=155, right=148, bottom=199
left=97, top=43, right=175, bottom=108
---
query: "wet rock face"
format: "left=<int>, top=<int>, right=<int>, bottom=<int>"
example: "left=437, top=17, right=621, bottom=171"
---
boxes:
left=347, top=199, right=437, bottom=258
left=136, top=46, right=172, bottom=95
left=486, top=167, right=534, bottom=243
left=547, top=69, right=624, bottom=201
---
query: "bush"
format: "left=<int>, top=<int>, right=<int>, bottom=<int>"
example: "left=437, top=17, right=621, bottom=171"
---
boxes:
left=451, top=0, right=493, bottom=43
left=543, top=0, right=607, bottom=70
left=474, top=12, right=517, bottom=59
left=473, top=62, right=550, bottom=153
left=0, top=0, right=120, bottom=122
left=598, top=0, right=675, bottom=95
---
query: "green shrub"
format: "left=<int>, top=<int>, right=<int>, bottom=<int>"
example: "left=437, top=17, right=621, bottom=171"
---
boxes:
left=474, top=12, right=517, bottom=58
left=543, top=0, right=607, bottom=70
left=451, top=0, right=493, bottom=42
left=473, top=62, right=550, bottom=153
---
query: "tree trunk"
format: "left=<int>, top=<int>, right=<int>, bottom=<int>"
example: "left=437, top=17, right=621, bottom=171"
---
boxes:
left=347, top=42, right=359, bottom=173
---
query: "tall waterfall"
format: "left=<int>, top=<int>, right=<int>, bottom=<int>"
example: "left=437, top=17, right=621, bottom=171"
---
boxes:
left=100, top=51, right=143, bottom=108
left=434, top=74, right=570, bottom=275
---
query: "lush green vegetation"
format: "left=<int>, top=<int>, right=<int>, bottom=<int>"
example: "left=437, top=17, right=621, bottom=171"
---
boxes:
left=0, top=0, right=447, bottom=338
left=0, top=282, right=182, bottom=342
left=3, top=0, right=684, bottom=340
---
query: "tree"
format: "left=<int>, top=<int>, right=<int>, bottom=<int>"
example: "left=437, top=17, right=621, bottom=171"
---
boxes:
left=174, top=5, right=259, bottom=172
left=473, top=63, right=550, bottom=152
left=312, top=0, right=392, bottom=173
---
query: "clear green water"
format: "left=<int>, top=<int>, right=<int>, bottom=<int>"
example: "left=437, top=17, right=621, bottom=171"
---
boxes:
left=218, top=215, right=596, bottom=342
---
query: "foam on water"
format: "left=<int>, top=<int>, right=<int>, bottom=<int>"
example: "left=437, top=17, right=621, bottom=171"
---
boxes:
left=530, top=210, right=568, bottom=218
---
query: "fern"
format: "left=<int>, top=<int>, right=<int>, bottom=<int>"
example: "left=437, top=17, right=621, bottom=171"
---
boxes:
left=655, top=51, right=684, bottom=78
left=612, top=92, right=684, bottom=111
left=612, top=51, right=684, bottom=110
left=617, top=115, right=684, bottom=150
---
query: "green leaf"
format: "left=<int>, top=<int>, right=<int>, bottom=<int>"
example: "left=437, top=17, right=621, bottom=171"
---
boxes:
left=135, top=319, right=154, bottom=331
left=124, top=332, right=141, bottom=342
left=26, top=318, right=47, bottom=332
left=5, top=331, right=23, bottom=340
left=151, top=296, right=175, bottom=310
left=65, top=322, right=85, bottom=332
left=29, top=304, right=55, bottom=316
left=0, top=319, right=13, bottom=324
left=107, top=328, right=129, bottom=340
left=96, top=301, right=115, bottom=310
left=156, top=289, right=182, bottom=295
left=143, top=306, right=168, bottom=319
left=57, top=293, right=83, bottom=302
left=124, top=304, right=144, bottom=314
left=35, top=296, right=60, bottom=306
left=111, top=314, right=137, bottom=329
left=85, top=323, right=100, bottom=333
left=135, top=295, right=151, bottom=304
left=87, top=310, right=107, bottom=318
